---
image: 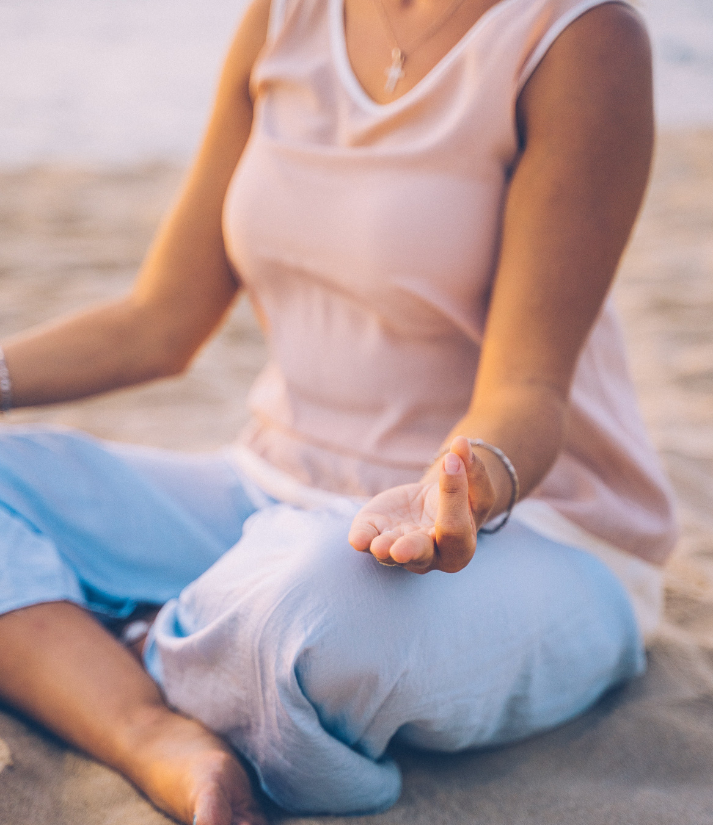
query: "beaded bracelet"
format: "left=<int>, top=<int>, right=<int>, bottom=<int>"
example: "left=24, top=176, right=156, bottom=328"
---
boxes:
left=434, top=438, right=519, bottom=534
left=0, top=347, right=12, bottom=414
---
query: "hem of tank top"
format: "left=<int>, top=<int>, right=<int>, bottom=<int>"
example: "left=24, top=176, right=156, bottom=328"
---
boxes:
left=226, top=442, right=369, bottom=512
left=247, top=412, right=434, bottom=470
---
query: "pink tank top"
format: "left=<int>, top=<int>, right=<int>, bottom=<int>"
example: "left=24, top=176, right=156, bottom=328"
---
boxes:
left=222, top=0, right=678, bottom=565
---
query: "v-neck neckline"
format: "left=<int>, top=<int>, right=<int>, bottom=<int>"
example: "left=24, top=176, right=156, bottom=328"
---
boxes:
left=330, top=0, right=520, bottom=111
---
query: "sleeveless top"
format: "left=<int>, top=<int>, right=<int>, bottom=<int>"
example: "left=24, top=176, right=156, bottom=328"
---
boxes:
left=222, top=0, right=678, bottom=575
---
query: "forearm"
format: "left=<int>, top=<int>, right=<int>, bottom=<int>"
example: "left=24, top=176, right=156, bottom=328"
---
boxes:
left=1, top=295, right=189, bottom=409
left=0, top=0, right=275, bottom=413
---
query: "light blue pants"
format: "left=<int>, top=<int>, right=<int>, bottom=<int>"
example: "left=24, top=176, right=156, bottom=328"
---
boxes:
left=0, top=425, right=645, bottom=815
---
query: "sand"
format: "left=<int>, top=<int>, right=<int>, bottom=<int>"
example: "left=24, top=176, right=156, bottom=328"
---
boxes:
left=0, top=129, right=712, bottom=824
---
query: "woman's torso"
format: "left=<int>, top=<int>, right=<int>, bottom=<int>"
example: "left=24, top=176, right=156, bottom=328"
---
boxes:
left=222, top=0, right=678, bottom=565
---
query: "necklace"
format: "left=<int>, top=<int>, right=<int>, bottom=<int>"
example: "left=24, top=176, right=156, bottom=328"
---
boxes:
left=370, top=0, right=471, bottom=92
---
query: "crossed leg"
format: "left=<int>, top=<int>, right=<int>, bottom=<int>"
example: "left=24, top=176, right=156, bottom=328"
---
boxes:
left=0, top=427, right=272, bottom=824
left=0, top=427, right=645, bottom=821
left=149, top=505, right=646, bottom=816
left=0, top=601, right=267, bottom=825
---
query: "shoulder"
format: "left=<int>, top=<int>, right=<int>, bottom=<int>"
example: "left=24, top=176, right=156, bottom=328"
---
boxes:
left=219, top=0, right=273, bottom=99
left=543, top=1, right=652, bottom=85
left=517, top=2, right=653, bottom=150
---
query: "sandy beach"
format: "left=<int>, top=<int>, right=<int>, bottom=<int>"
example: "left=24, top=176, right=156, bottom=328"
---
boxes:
left=0, top=128, right=712, bottom=823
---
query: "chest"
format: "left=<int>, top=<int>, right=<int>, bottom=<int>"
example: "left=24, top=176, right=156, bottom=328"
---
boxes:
left=227, top=0, right=541, bottom=323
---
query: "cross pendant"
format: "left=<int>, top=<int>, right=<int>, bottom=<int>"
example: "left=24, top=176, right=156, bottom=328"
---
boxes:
left=384, top=47, right=405, bottom=93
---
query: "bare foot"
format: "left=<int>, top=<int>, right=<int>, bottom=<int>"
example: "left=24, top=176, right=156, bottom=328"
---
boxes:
left=113, top=609, right=265, bottom=823
left=119, top=706, right=267, bottom=825
left=0, top=602, right=265, bottom=825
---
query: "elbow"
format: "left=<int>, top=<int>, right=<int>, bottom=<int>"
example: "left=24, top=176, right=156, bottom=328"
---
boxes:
left=124, top=301, right=201, bottom=382
left=143, top=335, right=198, bottom=381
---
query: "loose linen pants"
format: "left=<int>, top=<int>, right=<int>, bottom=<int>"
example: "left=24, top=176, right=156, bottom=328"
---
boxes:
left=0, top=426, right=645, bottom=815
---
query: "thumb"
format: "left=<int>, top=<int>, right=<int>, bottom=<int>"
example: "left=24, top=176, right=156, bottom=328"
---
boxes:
left=434, top=452, right=476, bottom=572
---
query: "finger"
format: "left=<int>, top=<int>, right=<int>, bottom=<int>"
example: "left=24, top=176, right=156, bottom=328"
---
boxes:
left=434, top=451, right=476, bottom=572
left=369, top=530, right=401, bottom=560
left=448, top=434, right=472, bottom=462
left=348, top=518, right=380, bottom=552
left=449, top=436, right=495, bottom=527
left=380, top=531, right=433, bottom=574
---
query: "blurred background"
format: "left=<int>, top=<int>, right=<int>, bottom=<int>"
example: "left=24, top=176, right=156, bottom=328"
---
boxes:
left=0, top=0, right=711, bottom=167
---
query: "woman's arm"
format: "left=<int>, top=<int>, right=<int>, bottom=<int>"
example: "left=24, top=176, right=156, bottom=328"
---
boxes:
left=350, top=2, right=654, bottom=572
left=1, top=0, right=271, bottom=409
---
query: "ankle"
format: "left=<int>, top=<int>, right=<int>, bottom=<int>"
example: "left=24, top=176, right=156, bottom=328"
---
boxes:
left=110, top=704, right=245, bottom=825
left=112, top=700, right=181, bottom=770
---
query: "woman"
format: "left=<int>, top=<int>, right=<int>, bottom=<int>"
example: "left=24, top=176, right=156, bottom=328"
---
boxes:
left=0, top=0, right=677, bottom=822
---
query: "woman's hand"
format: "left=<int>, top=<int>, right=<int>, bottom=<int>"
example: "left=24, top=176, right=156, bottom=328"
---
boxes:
left=348, top=436, right=495, bottom=573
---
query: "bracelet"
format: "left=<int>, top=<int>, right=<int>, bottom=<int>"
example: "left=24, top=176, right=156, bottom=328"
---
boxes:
left=0, top=347, right=12, bottom=413
left=468, top=439, right=519, bottom=533
left=433, top=438, right=519, bottom=534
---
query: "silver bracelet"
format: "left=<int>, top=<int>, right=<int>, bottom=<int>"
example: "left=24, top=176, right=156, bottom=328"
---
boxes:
left=433, top=438, right=519, bottom=534
left=468, top=439, right=519, bottom=533
left=0, top=347, right=12, bottom=413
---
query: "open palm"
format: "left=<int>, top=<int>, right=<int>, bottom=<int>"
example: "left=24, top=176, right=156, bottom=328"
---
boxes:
left=348, top=438, right=494, bottom=573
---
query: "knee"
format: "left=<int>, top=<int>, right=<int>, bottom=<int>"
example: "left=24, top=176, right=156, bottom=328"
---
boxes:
left=161, top=502, right=404, bottom=728
left=153, top=503, right=370, bottom=694
left=150, top=504, right=404, bottom=815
